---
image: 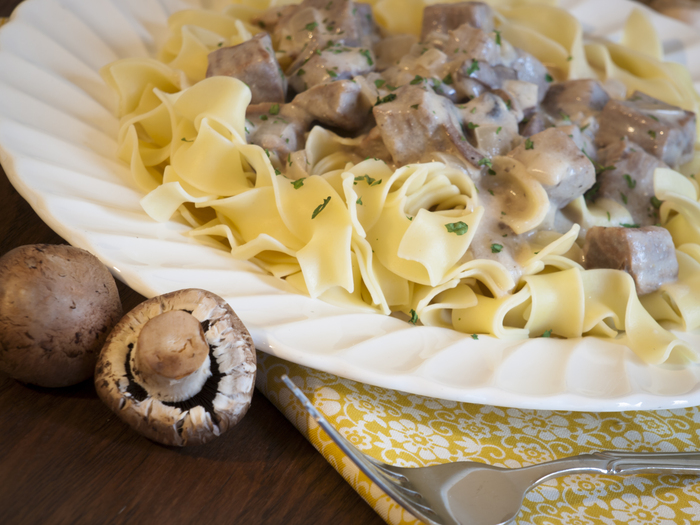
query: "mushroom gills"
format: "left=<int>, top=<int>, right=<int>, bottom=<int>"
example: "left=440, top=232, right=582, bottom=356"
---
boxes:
left=123, top=342, right=225, bottom=424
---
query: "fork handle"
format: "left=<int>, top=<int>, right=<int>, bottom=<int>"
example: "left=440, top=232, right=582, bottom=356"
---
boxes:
left=593, top=450, right=700, bottom=476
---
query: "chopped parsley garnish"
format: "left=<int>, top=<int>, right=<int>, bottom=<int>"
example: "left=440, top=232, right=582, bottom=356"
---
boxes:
left=559, top=111, right=570, bottom=121
left=360, top=49, right=374, bottom=66
left=304, top=22, right=318, bottom=31
left=567, top=55, right=573, bottom=61
left=354, top=174, right=382, bottom=186
left=410, top=104, right=419, bottom=109
left=375, top=93, right=397, bottom=105
left=623, top=174, right=636, bottom=189
left=545, top=73, right=553, bottom=82
left=274, top=168, right=281, bottom=175
left=491, top=243, right=503, bottom=253
left=311, top=196, right=331, bottom=219
left=356, top=196, right=363, bottom=205
left=524, top=138, right=534, bottom=150
left=181, top=137, right=194, bottom=142
left=542, top=329, right=552, bottom=338
left=620, top=192, right=628, bottom=204
left=651, top=196, right=662, bottom=208
left=607, top=211, right=611, bottom=221
left=496, top=126, right=502, bottom=134
left=287, top=153, right=292, bottom=167
left=466, top=122, right=479, bottom=129
left=325, top=0, right=333, bottom=9
left=621, top=223, right=640, bottom=228
left=260, top=114, right=268, bottom=121
left=585, top=181, right=600, bottom=201
left=292, top=179, right=304, bottom=189
left=647, top=114, right=659, bottom=122
left=374, top=79, right=386, bottom=89
left=465, top=59, right=480, bottom=76
left=297, top=68, right=306, bottom=76
left=409, top=74, right=424, bottom=85
left=501, top=211, right=506, bottom=216
left=269, top=104, right=280, bottom=115
left=327, top=69, right=338, bottom=78
left=409, top=309, right=418, bottom=324
left=580, top=123, right=590, bottom=132
left=471, top=334, right=479, bottom=340
left=505, top=100, right=512, bottom=110
left=648, top=130, right=657, bottom=139
left=477, top=157, right=493, bottom=168
left=445, top=221, right=469, bottom=235
left=494, top=29, right=501, bottom=46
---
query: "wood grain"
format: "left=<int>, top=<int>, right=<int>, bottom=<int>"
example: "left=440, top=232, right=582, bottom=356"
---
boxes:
left=0, top=1, right=384, bottom=523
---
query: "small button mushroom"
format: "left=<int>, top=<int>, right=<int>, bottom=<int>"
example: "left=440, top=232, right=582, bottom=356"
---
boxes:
left=0, top=244, right=123, bottom=387
left=95, top=289, right=256, bottom=447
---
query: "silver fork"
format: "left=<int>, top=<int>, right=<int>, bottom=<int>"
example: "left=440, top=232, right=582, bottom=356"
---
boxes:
left=281, top=375, right=700, bottom=525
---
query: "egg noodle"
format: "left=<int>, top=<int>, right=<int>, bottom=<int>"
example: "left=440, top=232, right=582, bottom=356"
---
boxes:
left=101, top=0, right=700, bottom=365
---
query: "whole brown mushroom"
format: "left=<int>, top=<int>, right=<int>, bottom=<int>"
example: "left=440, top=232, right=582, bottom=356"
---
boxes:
left=95, top=288, right=256, bottom=446
left=0, top=244, right=123, bottom=387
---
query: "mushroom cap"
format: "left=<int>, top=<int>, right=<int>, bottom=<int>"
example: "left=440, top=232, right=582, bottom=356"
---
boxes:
left=0, top=244, right=123, bottom=387
left=94, top=288, right=256, bottom=446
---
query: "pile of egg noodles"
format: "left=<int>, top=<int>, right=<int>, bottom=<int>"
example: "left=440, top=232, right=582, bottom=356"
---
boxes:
left=102, top=0, right=700, bottom=365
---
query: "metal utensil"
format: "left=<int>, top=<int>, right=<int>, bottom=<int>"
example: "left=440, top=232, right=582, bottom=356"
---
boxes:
left=281, top=375, right=700, bottom=525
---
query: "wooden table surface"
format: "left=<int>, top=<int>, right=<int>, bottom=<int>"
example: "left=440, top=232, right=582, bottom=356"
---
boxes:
left=0, top=1, right=385, bottom=523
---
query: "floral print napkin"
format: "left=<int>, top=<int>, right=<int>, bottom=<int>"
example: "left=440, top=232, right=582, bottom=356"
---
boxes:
left=256, top=351, right=700, bottom=524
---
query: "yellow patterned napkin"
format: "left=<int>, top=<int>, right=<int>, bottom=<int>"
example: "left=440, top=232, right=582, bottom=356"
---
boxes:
left=256, top=351, right=700, bottom=524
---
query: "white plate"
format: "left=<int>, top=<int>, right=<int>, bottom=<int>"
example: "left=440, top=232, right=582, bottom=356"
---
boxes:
left=2, top=0, right=700, bottom=411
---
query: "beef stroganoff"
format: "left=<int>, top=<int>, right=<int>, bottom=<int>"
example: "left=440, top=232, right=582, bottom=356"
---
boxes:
left=102, top=0, right=700, bottom=365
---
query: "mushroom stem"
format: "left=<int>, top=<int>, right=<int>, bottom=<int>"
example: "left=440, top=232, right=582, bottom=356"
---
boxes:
left=131, top=310, right=212, bottom=402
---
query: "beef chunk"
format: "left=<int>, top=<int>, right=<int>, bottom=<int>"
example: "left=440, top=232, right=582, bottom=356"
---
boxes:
left=291, top=79, right=370, bottom=130
left=583, top=226, right=678, bottom=295
left=593, top=139, right=668, bottom=226
left=373, top=85, right=483, bottom=166
left=444, top=24, right=501, bottom=64
left=273, top=0, right=379, bottom=60
left=542, top=79, right=610, bottom=124
left=595, top=91, right=696, bottom=168
left=245, top=103, right=311, bottom=160
left=287, top=43, right=375, bottom=92
left=519, top=112, right=546, bottom=137
left=510, top=49, right=550, bottom=103
left=206, top=33, right=287, bottom=104
left=420, top=2, right=494, bottom=42
left=508, top=128, right=595, bottom=208
left=374, top=34, right=418, bottom=71
left=353, top=3, right=382, bottom=48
